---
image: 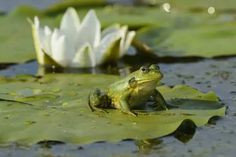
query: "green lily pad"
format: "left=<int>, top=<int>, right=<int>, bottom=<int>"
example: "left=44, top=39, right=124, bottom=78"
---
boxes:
left=136, top=22, right=236, bottom=57
left=76, top=6, right=217, bottom=29
left=44, top=0, right=107, bottom=15
left=0, top=16, right=35, bottom=63
left=0, top=14, right=57, bottom=63
left=0, top=74, right=225, bottom=146
left=8, top=5, right=42, bottom=17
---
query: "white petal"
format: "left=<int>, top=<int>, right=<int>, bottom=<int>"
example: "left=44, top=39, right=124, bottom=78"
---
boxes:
left=123, top=31, right=136, bottom=55
left=50, top=29, right=69, bottom=67
left=101, top=24, right=120, bottom=38
left=31, top=17, right=45, bottom=65
left=71, top=43, right=95, bottom=67
left=34, top=16, right=40, bottom=28
left=76, top=10, right=101, bottom=48
left=60, top=7, right=80, bottom=37
left=59, top=7, right=80, bottom=54
left=41, top=26, right=52, bottom=55
left=118, top=26, right=128, bottom=57
left=95, top=31, right=123, bottom=64
left=44, top=26, right=51, bottom=35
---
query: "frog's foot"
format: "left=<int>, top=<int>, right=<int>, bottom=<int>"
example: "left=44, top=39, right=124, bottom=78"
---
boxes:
left=92, top=107, right=109, bottom=113
left=120, top=110, right=137, bottom=117
left=88, top=99, right=109, bottom=113
left=88, top=88, right=111, bottom=113
left=128, top=111, right=138, bottom=117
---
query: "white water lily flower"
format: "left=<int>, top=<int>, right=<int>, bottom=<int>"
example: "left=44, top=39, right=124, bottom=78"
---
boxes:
left=30, top=7, right=135, bottom=68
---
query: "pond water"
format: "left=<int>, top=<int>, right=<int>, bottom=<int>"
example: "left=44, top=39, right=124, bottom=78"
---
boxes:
left=0, top=57, right=235, bottom=157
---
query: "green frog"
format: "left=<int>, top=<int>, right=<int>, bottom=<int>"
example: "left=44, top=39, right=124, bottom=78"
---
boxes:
left=88, top=64, right=168, bottom=116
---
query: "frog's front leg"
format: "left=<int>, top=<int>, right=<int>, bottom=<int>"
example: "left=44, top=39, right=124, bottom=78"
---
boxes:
left=153, top=89, right=168, bottom=110
left=119, top=94, right=137, bottom=116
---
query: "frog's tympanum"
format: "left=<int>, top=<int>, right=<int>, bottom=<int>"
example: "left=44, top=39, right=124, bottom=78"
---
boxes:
left=88, top=64, right=168, bottom=116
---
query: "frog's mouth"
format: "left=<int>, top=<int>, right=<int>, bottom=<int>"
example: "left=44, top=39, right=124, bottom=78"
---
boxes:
left=137, top=78, right=158, bottom=85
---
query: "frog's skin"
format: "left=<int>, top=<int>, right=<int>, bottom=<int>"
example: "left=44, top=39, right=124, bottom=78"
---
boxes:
left=88, top=64, right=168, bottom=116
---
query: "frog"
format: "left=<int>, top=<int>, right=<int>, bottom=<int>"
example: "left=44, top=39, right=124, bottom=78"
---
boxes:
left=88, top=64, right=168, bottom=116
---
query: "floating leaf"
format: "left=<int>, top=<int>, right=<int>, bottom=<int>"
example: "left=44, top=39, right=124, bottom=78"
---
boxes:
left=0, top=74, right=225, bottom=146
left=77, top=6, right=218, bottom=29
left=0, top=14, right=57, bottom=63
left=44, top=0, right=107, bottom=15
left=136, top=23, right=236, bottom=57
left=8, top=5, right=42, bottom=17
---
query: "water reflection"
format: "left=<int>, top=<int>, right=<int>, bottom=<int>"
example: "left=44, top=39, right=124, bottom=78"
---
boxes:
left=0, top=63, right=14, bottom=70
left=36, top=54, right=159, bottom=76
left=134, top=120, right=196, bottom=154
left=135, top=138, right=163, bottom=154
left=37, top=63, right=133, bottom=76
left=0, top=53, right=207, bottom=77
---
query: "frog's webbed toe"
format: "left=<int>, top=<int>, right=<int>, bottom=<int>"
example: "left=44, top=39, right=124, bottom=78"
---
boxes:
left=88, top=88, right=111, bottom=112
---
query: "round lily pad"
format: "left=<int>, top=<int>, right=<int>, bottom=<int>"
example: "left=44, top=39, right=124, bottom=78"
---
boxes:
left=136, top=23, right=236, bottom=57
left=0, top=74, right=225, bottom=146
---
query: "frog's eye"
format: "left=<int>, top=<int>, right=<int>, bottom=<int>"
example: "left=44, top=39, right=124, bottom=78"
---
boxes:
left=140, top=66, right=149, bottom=73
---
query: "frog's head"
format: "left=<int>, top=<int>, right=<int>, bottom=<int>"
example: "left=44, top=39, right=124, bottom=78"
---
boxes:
left=128, top=64, right=163, bottom=89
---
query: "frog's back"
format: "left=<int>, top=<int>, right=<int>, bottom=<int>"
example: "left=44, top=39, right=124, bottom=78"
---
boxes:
left=107, top=78, right=129, bottom=97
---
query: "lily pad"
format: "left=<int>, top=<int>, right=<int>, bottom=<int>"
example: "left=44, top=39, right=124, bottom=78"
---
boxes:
left=136, top=23, right=236, bottom=57
left=0, top=14, right=57, bottom=63
left=0, top=74, right=225, bottom=145
left=76, top=6, right=217, bottom=29
left=44, top=0, right=107, bottom=15
left=0, top=16, right=35, bottom=63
